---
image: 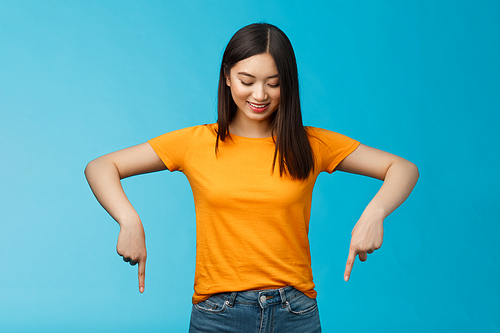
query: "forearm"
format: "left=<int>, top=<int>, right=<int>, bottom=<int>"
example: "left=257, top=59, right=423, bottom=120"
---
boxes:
left=84, top=157, right=141, bottom=226
left=361, top=158, right=419, bottom=221
left=339, top=145, right=419, bottom=280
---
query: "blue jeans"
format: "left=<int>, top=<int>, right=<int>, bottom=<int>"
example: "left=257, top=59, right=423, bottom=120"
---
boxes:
left=189, top=286, right=321, bottom=333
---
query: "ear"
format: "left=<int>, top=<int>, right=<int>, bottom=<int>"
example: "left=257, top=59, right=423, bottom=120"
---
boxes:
left=225, top=73, right=231, bottom=87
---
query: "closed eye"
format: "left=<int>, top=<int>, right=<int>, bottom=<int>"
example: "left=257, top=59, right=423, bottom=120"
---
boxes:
left=240, top=81, right=252, bottom=86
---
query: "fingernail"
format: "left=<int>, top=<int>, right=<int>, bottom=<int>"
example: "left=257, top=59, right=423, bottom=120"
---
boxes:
left=140, top=287, right=144, bottom=293
left=344, top=275, right=349, bottom=281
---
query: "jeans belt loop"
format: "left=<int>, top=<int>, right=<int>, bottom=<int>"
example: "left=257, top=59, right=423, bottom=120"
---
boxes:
left=278, top=287, right=287, bottom=307
left=228, top=292, right=238, bottom=307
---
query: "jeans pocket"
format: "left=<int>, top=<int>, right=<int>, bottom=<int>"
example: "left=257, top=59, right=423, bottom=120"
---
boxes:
left=193, top=296, right=228, bottom=314
left=285, top=293, right=318, bottom=315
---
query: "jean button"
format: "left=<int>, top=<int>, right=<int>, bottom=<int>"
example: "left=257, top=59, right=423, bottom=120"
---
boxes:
left=259, top=295, right=267, bottom=303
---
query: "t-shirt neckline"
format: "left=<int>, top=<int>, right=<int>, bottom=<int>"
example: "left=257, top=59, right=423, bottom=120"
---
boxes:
left=229, top=132, right=275, bottom=140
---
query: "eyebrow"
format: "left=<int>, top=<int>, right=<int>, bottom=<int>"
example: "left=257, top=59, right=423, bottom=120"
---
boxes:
left=237, top=71, right=279, bottom=79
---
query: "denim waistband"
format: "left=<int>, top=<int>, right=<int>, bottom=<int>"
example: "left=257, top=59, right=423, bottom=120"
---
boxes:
left=212, top=286, right=303, bottom=308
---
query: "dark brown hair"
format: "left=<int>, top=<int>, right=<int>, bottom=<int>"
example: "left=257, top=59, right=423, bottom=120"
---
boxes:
left=217, top=23, right=314, bottom=180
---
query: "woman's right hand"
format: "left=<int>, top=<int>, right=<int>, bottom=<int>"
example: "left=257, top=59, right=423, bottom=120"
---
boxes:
left=117, top=221, right=147, bottom=293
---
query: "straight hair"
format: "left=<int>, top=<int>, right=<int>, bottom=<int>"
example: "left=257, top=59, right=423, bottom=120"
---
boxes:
left=217, top=23, right=314, bottom=180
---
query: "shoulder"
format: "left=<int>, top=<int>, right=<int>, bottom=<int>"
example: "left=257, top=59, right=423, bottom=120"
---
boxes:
left=305, top=126, right=331, bottom=137
left=305, top=126, right=356, bottom=143
left=170, top=123, right=217, bottom=135
left=151, top=123, right=217, bottom=140
left=305, top=126, right=360, bottom=155
left=305, top=126, right=342, bottom=137
left=147, top=124, right=217, bottom=171
left=305, top=126, right=361, bottom=173
left=148, top=123, right=217, bottom=151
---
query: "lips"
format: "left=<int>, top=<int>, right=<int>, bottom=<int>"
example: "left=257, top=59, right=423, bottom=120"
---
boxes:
left=247, top=101, right=270, bottom=112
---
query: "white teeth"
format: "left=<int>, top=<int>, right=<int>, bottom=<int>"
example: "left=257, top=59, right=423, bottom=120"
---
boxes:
left=248, top=102, right=268, bottom=108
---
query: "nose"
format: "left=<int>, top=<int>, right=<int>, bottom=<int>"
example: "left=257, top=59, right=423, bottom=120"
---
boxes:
left=252, top=83, right=268, bottom=101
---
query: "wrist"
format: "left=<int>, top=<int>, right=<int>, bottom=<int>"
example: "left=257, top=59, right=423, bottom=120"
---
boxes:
left=116, top=214, right=142, bottom=228
left=361, top=206, right=387, bottom=223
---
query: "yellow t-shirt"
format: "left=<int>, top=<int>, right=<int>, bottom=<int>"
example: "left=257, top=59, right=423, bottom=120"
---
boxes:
left=148, top=124, right=360, bottom=304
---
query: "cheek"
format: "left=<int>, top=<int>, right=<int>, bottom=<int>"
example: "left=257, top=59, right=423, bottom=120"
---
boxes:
left=272, top=91, right=281, bottom=104
left=230, top=85, right=246, bottom=101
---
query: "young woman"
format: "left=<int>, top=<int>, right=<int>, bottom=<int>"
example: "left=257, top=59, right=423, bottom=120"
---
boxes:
left=85, top=23, right=419, bottom=332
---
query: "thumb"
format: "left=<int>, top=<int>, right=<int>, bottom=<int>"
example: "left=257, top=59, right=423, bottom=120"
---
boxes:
left=344, top=248, right=356, bottom=282
left=138, top=259, right=146, bottom=293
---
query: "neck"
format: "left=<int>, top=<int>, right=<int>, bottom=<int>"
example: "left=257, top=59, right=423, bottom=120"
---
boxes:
left=229, top=113, right=273, bottom=138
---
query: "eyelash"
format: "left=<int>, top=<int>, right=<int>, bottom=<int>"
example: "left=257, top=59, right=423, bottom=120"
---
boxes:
left=240, top=81, right=279, bottom=88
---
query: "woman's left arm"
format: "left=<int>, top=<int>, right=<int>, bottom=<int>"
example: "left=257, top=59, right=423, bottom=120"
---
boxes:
left=336, top=144, right=419, bottom=282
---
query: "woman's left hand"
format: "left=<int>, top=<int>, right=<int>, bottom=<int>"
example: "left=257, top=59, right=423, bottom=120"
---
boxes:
left=344, top=212, right=384, bottom=281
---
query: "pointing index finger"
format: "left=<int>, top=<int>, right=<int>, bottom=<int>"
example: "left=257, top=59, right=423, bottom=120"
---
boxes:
left=138, top=259, right=146, bottom=293
left=344, top=248, right=357, bottom=282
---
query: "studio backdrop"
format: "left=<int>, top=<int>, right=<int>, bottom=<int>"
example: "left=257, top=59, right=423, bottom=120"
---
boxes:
left=1, top=1, right=499, bottom=332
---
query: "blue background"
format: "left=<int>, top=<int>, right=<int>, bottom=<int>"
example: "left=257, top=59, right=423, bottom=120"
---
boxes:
left=1, top=1, right=499, bottom=332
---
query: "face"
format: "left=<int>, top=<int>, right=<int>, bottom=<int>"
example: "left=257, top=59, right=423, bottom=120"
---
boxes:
left=226, top=53, right=280, bottom=126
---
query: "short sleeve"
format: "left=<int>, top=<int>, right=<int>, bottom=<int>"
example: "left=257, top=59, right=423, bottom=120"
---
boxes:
left=307, top=127, right=360, bottom=173
left=148, top=126, right=199, bottom=172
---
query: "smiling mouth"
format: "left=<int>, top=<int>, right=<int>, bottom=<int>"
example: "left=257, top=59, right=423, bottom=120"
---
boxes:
left=248, top=102, right=270, bottom=109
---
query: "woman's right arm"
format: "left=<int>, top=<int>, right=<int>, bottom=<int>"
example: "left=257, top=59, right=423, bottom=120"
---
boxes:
left=84, top=142, right=167, bottom=293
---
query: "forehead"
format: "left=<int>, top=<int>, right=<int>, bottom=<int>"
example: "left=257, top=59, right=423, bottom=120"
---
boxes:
left=231, top=53, right=278, bottom=77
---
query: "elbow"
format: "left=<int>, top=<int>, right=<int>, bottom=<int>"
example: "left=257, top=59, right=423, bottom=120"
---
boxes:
left=405, top=160, right=419, bottom=185
left=387, top=157, right=419, bottom=185
left=85, top=156, right=122, bottom=180
left=383, top=158, right=419, bottom=182
left=84, top=158, right=99, bottom=180
left=413, top=162, right=419, bottom=179
left=84, top=157, right=108, bottom=177
left=413, top=163, right=420, bottom=183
